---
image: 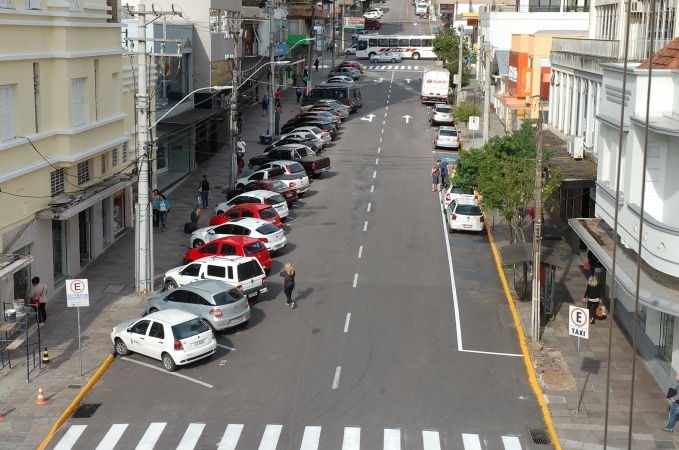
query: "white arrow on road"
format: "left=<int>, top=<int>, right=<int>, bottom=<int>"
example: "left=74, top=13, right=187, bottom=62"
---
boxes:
left=375, top=78, right=384, bottom=83
left=361, top=114, right=376, bottom=122
left=405, top=78, right=411, bottom=84
left=402, top=115, right=412, bottom=123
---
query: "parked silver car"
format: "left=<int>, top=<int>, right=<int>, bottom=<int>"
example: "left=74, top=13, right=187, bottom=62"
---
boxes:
left=434, top=126, right=460, bottom=150
left=428, top=103, right=455, bottom=126
left=146, top=279, right=251, bottom=331
left=371, top=52, right=402, bottom=63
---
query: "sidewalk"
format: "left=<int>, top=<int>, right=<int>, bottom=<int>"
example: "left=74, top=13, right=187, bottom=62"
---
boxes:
left=0, top=72, right=327, bottom=450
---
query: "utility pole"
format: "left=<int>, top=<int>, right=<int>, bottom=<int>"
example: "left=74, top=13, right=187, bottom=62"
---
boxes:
left=331, top=0, right=336, bottom=68
left=268, top=1, right=276, bottom=139
left=308, top=3, right=316, bottom=93
left=229, top=19, right=241, bottom=189
left=531, top=122, right=543, bottom=342
left=482, top=41, right=491, bottom=143
left=456, top=26, right=463, bottom=105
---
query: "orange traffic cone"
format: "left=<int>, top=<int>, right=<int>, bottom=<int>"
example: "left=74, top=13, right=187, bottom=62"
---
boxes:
left=35, top=385, right=47, bottom=405
left=0, top=411, right=5, bottom=420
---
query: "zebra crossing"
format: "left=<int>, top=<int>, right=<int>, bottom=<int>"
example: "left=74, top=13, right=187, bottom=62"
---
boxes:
left=51, top=422, right=530, bottom=450
left=366, top=65, right=420, bottom=71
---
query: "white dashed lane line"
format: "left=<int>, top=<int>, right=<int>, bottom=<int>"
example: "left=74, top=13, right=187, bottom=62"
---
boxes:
left=370, top=185, right=374, bottom=193
left=373, top=171, right=377, bottom=178
left=332, top=366, right=342, bottom=389
left=358, top=246, right=363, bottom=258
left=376, top=159, right=379, bottom=165
left=344, top=313, right=351, bottom=332
left=363, top=221, right=368, bottom=231
left=353, top=274, right=358, bottom=287
left=367, top=203, right=371, bottom=212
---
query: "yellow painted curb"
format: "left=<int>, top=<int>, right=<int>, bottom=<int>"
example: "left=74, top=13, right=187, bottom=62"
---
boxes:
left=37, top=354, right=115, bottom=450
left=485, top=220, right=562, bottom=450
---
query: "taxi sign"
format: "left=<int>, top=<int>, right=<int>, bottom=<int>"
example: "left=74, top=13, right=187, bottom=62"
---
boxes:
left=568, top=305, right=589, bottom=339
left=66, top=279, right=90, bottom=307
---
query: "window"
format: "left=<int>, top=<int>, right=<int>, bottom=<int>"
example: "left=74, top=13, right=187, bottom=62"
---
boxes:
left=220, top=244, right=237, bottom=255
left=184, top=292, right=201, bottom=304
left=50, top=169, right=64, bottom=196
left=198, top=243, right=218, bottom=254
left=171, top=318, right=210, bottom=339
left=212, top=288, right=243, bottom=305
left=411, top=39, right=422, bottom=46
left=72, top=78, right=85, bottom=126
left=207, top=264, right=226, bottom=278
left=230, top=225, right=248, bottom=236
left=0, top=85, right=15, bottom=141
left=241, top=209, right=255, bottom=218
left=214, top=224, right=233, bottom=235
left=77, top=160, right=90, bottom=185
left=378, top=38, right=389, bottom=46
left=130, top=320, right=150, bottom=335
left=122, top=141, right=128, bottom=163
left=182, top=263, right=201, bottom=277
left=148, top=322, right=165, bottom=339
left=101, top=154, right=107, bottom=174
left=0, top=0, right=11, bottom=8
left=165, top=290, right=187, bottom=303
left=68, top=0, right=78, bottom=11
left=256, top=223, right=280, bottom=235
left=226, top=209, right=240, bottom=219
left=52, top=220, right=67, bottom=283
left=659, top=313, right=674, bottom=362
left=244, top=241, right=266, bottom=255
left=389, top=38, right=399, bottom=46
left=112, top=73, right=119, bottom=115
left=26, top=0, right=42, bottom=8
left=399, top=39, right=410, bottom=46
left=112, top=148, right=118, bottom=167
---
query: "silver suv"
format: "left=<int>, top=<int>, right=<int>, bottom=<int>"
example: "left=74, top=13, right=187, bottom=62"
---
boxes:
left=146, top=279, right=251, bottom=331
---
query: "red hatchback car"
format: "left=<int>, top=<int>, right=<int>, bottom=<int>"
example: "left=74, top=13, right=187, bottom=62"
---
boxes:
left=226, top=179, right=298, bottom=206
left=182, top=236, right=273, bottom=273
left=209, top=203, right=283, bottom=228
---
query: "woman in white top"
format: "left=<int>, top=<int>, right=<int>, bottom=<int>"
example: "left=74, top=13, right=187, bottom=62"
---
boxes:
left=29, top=276, right=48, bottom=323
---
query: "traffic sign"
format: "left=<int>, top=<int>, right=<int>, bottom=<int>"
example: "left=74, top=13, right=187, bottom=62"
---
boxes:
left=468, top=116, right=480, bottom=131
left=66, top=279, right=90, bottom=307
left=568, top=305, right=589, bottom=339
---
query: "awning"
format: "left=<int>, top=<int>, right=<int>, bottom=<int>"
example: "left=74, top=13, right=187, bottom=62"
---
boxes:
left=37, top=173, right=135, bottom=221
left=0, top=255, right=33, bottom=278
left=499, top=242, right=568, bottom=270
left=158, top=108, right=221, bottom=126
left=494, top=94, right=531, bottom=110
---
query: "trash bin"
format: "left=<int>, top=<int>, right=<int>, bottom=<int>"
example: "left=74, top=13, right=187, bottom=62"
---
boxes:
left=259, top=134, right=272, bottom=145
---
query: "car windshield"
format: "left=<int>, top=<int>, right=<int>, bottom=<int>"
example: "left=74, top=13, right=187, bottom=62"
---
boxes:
left=256, top=223, right=281, bottom=235
left=456, top=205, right=482, bottom=215
left=288, top=162, right=305, bottom=173
left=259, top=207, right=278, bottom=220
left=265, top=194, right=286, bottom=205
left=213, top=288, right=245, bottom=305
left=244, top=241, right=267, bottom=255
left=269, top=180, right=287, bottom=191
left=439, top=129, right=457, bottom=136
left=437, top=106, right=453, bottom=113
left=172, top=318, right=210, bottom=340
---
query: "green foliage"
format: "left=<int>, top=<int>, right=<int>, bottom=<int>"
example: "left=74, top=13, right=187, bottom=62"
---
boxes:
left=452, top=101, right=481, bottom=124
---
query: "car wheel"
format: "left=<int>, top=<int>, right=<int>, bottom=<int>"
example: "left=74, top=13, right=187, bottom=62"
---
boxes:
left=298, top=191, right=306, bottom=198
left=114, top=339, right=130, bottom=356
left=391, top=58, right=396, bottom=63
left=165, top=280, right=177, bottom=291
left=193, top=239, right=205, bottom=248
left=412, top=52, right=420, bottom=60
left=162, top=353, right=178, bottom=372
left=236, top=184, right=243, bottom=189
left=281, top=217, right=288, bottom=223
left=372, top=59, right=378, bottom=63
left=216, top=210, right=223, bottom=215
left=368, top=52, right=376, bottom=59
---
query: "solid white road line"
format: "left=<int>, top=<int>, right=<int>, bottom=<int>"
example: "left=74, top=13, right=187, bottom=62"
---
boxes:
left=217, top=424, right=244, bottom=450
left=461, top=433, right=482, bottom=450
left=353, top=273, right=358, bottom=287
left=135, top=423, right=166, bottom=450
left=95, top=424, right=128, bottom=450
left=358, top=246, right=363, bottom=258
left=373, top=171, right=377, bottom=178
left=332, top=366, right=342, bottom=389
left=54, top=425, right=87, bottom=450
left=367, top=203, right=372, bottom=212
left=421, top=430, right=441, bottom=450
left=176, top=423, right=206, bottom=450
left=370, top=185, right=374, bottom=193
left=300, top=426, right=322, bottom=450
left=384, top=429, right=401, bottom=450
left=216, top=344, right=235, bottom=350
left=121, top=357, right=214, bottom=388
left=342, top=427, right=361, bottom=450
left=258, top=424, right=283, bottom=450
left=363, top=221, right=368, bottom=231
left=344, top=313, right=351, bottom=332
left=502, top=436, right=523, bottom=450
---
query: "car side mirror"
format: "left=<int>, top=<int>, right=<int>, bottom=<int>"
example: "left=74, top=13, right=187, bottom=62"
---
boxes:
left=208, top=230, right=216, bottom=235
left=126, top=327, right=132, bottom=333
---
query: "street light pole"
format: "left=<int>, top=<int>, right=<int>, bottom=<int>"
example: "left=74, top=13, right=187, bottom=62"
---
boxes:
left=531, top=107, right=544, bottom=343
left=269, top=1, right=276, bottom=139
left=457, top=25, right=463, bottom=105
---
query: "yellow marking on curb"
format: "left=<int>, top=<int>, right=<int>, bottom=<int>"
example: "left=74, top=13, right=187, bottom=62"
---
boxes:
left=37, top=353, right=116, bottom=450
left=485, top=218, right=562, bottom=450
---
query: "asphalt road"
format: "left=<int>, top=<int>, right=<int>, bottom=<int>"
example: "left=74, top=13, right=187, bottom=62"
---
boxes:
left=48, top=3, right=548, bottom=449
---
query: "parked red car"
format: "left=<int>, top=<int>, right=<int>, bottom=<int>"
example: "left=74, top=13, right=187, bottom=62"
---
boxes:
left=329, top=61, right=364, bottom=74
left=226, top=179, right=298, bottom=206
left=209, top=203, right=283, bottom=228
left=183, top=236, right=273, bottom=273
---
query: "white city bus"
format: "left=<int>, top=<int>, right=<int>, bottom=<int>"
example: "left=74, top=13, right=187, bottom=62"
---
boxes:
left=355, top=35, right=436, bottom=60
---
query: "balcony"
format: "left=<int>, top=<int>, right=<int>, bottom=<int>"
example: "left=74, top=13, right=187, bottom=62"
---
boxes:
left=551, top=38, right=620, bottom=73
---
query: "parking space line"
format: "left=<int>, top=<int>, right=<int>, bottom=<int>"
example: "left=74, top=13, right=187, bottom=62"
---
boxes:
left=135, top=422, right=166, bottom=450
left=216, top=344, right=235, bottom=351
left=353, top=274, right=358, bottom=287
left=332, top=366, right=342, bottom=389
left=217, top=424, right=244, bottom=450
left=121, top=357, right=214, bottom=388
left=344, top=313, right=351, bottom=332
left=363, top=221, right=368, bottom=231
left=95, top=424, right=128, bottom=450
left=358, top=246, right=363, bottom=258
left=367, top=203, right=371, bottom=212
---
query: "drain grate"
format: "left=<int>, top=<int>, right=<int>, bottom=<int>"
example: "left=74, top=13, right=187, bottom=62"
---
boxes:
left=528, top=429, right=551, bottom=445
left=67, top=384, right=82, bottom=389
left=71, top=403, right=102, bottom=419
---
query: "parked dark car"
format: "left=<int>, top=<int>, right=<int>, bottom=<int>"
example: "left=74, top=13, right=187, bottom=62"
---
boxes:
left=248, top=144, right=331, bottom=177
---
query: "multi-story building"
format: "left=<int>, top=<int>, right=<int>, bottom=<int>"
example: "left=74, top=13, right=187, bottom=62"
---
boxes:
left=570, top=37, right=679, bottom=387
left=0, top=0, right=137, bottom=303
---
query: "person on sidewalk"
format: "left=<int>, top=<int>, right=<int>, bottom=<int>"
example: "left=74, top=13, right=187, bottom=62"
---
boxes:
left=431, top=161, right=441, bottom=192
left=28, top=277, right=48, bottom=323
left=583, top=276, right=601, bottom=324
left=314, top=58, right=319, bottom=72
left=664, top=371, right=679, bottom=432
left=236, top=137, right=247, bottom=157
left=261, top=96, right=269, bottom=116
left=439, top=159, right=449, bottom=190
left=275, top=88, right=281, bottom=104
left=237, top=153, right=244, bottom=175
left=296, top=87, right=302, bottom=103
left=156, top=194, right=170, bottom=232
left=303, top=66, right=309, bottom=79
left=292, top=72, right=298, bottom=86
left=236, top=112, right=244, bottom=135
left=199, top=175, right=210, bottom=209
left=151, top=189, right=160, bottom=228
left=280, top=263, right=296, bottom=309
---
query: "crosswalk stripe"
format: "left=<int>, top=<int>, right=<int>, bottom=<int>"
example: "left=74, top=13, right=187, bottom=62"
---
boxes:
left=384, top=429, right=400, bottom=450
left=54, top=425, right=88, bottom=450
left=258, top=424, right=283, bottom=450
left=381, top=66, right=387, bottom=70
left=218, top=424, right=244, bottom=450
left=421, top=430, right=441, bottom=450
left=135, top=423, right=166, bottom=450
left=414, top=66, right=419, bottom=70
left=300, top=426, right=322, bottom=450
left=342, top=427, right=361, bottom=450
left=461, top=433, right=482, bottom=450
left=407, top=66, right=412, bottom=70
left=400, top=66, right=405, bottom=69
left=95, top=424, right=128, bottom=450
left=177, top=423, right=205, bottom=450
left=502, top=436, right=522, bottom=450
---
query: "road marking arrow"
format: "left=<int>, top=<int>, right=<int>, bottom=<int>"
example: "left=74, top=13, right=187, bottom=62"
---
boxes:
left=361, top=114, right=376, bottom=122
left=403, top=115, right=412, bottom=123
left=405, top=78, right=411, bottom=83
left=375, top=78, right=384, bottom=83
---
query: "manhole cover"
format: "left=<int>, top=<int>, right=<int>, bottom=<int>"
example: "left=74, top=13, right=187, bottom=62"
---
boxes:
left=67, top=384, right=82, bottom=389
left=528, top=429, right=551, bottom=445
left=71, top=403, right=102, bottom=419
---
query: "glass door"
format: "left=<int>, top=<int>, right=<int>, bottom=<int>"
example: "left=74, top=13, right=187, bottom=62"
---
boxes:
left=52, top=220, right=67, bottom=284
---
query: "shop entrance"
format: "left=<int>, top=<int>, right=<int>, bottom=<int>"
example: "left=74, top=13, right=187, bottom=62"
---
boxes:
left=79, top=208, right=92, bottom=266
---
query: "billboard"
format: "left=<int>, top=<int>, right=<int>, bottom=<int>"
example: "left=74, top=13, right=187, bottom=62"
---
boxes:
left=508, top=51, right=529, bottom=98
left=210, top=59, right=235, bottom=87
left=344, top=17, right=365, bottom=29
left=439, top=3, right=454, bottom=12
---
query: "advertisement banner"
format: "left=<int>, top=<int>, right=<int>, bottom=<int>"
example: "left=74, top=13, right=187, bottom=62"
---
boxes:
left=210, top=59, right=235, bottom=87
left=344, top=17, right=365, bottom=29
left=439, top=3, right=454, bottom=12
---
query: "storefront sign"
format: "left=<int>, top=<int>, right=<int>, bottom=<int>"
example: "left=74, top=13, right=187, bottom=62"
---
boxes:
left=344, top=17, right=365, bottom=29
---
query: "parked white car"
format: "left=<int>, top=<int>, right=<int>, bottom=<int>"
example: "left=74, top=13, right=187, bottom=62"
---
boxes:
left=190, top=218, right=288, bottom=252
left=442, top=185, right=478, bottom=209
left=363, top=10, right=380, bottom=19
left=256, top=161, right=311, bottom=195
left=215, top=190, right=289, bottom=219
left=111, top=309, right=217, bottom=372
left=447, top=198, right=485, bottom=234
left=285, top=126, right=332, bottom=146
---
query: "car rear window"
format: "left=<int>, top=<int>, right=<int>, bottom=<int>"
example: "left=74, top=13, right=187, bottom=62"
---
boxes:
left=437, top=106, right=453, bottom=113
left=259, top=207, right=278, bottom=220
left=172, top=318, right=210, bottom=340
left=213, top=288, right=245, bottom=305
left=269, top=180, right=287, bottom=191
left=451, top=187, right=474, bottom=195
left=456, top=205, right=482, bottom=215
left=244, top=241, right=267, bottom=256
left=288, top=162, right=305, bottom=173
left=439, top=129, right=458, bottom=136
left=256, top=223, right=281, bottom=235
left=265, top=194, right=286, bottom=205
left=237, top=260, right=264, bottom=281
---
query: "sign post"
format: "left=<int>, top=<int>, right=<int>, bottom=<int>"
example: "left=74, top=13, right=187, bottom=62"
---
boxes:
left=66, top=279, right=90, bottom=377
left=468, top=115, right=480, bottom=140
left=569, top=304, right=589, bottom=413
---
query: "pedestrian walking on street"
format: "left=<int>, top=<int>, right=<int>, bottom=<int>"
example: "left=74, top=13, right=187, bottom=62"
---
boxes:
left=431, top=161, right=441, bottom=192
left=156, top=194, right=170, bottom=232
left=199, top=175, right=211, bottom=209
left=236, top=111, right=244, bottom=135
left=275, top=88, right=282, bottom=104
left=314, top=58, right=319, bottom=72
left=280, top=263, right=296, bottom=309
left=439, top=159, right=449, bottom=190
left=664, top=371, right=679, bottom=432
left=296, top=87, right=302, bottom=103
left=236, top=137, right=247, bottom=157
left=292, top=72, right=298, bottom=86
left=304, top=66, right=309, bottom=79
left=28, top=276, right=48, bottom=323
left=237, top=153, right=244, bottom=175
left=151, top=188, right=160, bottom=228
left=583, top=276, right=601, bottom=324
left=261, top=96, right=269, bottom=116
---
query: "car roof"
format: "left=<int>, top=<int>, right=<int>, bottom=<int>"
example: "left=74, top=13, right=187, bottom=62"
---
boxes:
left=201, top=235, right=261, bottom=246
left=145, top=309, right=202, bottom=325
left=224, top=217, right=269, bottom=227
left=454, top=197, right=480, bottom=206
left=234, top=189, right=280, bottom=199
left=171, top=279, right=238, bottom=297
left=194, top=254, right=256, bottom=265
left=228, top=203, right=271, bottom=211
left=275, top=143, right=309, bottom=151
left=434, top=103, right=451, bottom=108
left=268, top=159, right=303, bottom=167
left=438, top=126, right=457, bottom=131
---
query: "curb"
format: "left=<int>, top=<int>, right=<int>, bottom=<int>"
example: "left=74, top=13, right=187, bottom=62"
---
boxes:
left=37, top=353, right=116, bottom=450
left=485, top=219, right=562, bottom=450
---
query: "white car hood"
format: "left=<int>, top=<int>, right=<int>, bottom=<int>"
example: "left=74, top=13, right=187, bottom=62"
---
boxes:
left=112, top=318, right=137, bottom=336
left=165, top=265, right=184, bottom=280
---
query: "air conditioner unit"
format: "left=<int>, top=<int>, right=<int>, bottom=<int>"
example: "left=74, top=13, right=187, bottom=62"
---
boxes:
left=568, top=136, right=584, bottom=159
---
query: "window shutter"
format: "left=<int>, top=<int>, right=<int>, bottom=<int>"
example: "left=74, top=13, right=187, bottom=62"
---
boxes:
left=26, top=0, right=42, bottom=9
left=72, top=79, right=84, bottom=126
left=0, top=86, right=15, bottom=142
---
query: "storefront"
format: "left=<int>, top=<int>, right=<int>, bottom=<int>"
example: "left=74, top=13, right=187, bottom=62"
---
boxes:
left=113, top=189, right=126, bottom=235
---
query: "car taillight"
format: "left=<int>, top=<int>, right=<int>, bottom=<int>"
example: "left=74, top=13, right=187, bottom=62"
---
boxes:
left=262, top=277, right=267, bottom=285
left=312, top=162, right=317, bottom=169
left=259, top=237, right=269, bottom=243
left=322, top=128, right=329, bottom=132
left=174, top=339, right=183, bottom=350
left=452, top=214, right=457, bottom=220
left=436, top=135, right=439, bottom=141
left=457, top=136, right=461, bottom=142
left=474, top=194, right=479, bottom=200
left=446, top=194, right=450, bottom=201
left=480, top=216, right=485, bottom=222
left=433, top=111, right=438, bottom=115
left=347, top=99, right=353, bottom=106
left=289, top=182, right=295, bottom=188
left=210, top=308, right=223, bottom=318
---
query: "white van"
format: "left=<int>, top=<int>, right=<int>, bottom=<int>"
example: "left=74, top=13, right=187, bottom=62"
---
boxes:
left=415, top=2, right=428, bottom=14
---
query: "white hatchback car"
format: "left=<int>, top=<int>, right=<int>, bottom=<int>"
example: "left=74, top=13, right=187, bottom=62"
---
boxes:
left=111, top=309, right=216, bottom=372
left=190, top=217, right=288, bottom=252
left=447, top=198, right=485, bottom=234
left=215, top=190, right=289, bottom=219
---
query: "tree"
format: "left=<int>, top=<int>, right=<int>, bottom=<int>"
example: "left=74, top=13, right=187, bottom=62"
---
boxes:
left=432, top=26, right=471, bottom=88
left=452, top=101, right=481, bottom=125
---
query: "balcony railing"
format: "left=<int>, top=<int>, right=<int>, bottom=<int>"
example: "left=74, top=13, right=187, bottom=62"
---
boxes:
left=491, top=4, right=590, bottom=12
left=552, top=38, right=619, bottom=58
